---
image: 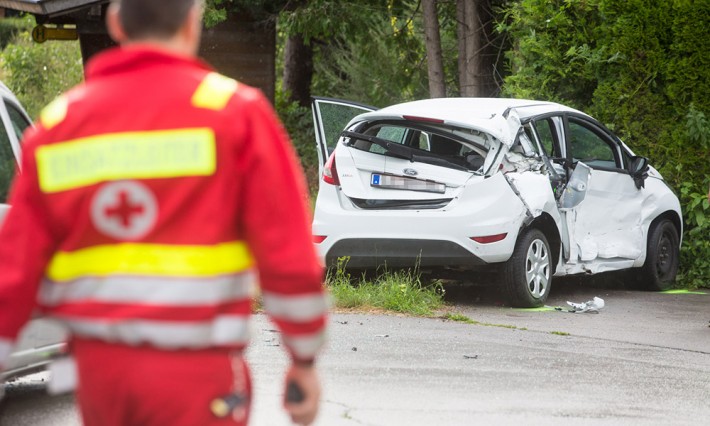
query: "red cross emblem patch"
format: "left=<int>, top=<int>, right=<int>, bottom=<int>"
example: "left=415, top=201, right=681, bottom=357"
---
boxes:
left=90, top=180, right=158, bottom=240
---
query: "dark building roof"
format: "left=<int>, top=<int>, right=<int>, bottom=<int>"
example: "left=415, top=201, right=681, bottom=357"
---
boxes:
left=0, top=0, right=107, bottom=17
left=0, top=1, right=276, bottom=101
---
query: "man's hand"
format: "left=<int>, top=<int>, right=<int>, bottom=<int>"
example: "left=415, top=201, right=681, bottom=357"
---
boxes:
left=283, top=362, right=321, bottom=425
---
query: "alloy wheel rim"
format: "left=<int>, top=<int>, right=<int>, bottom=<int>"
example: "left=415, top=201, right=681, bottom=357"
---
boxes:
left=525, top=239, right=550, bottom=299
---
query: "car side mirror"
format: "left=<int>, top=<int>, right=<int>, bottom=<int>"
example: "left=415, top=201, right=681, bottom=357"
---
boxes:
left=629, top=156, right=649, bottom=189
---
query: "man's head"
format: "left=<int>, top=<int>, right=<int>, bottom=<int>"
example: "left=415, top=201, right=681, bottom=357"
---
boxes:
left=107, top=0, right=203, bottom=56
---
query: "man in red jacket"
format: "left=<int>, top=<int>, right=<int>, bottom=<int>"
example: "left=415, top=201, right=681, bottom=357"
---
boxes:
left=0, top=0, right=327, bottom=425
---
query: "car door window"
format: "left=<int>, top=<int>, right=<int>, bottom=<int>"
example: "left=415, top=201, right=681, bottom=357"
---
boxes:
left=533, top=118, right=560, bottom=158
left=365, top=125, right=479, bottom=157
left=370, top=126, right=406, bottom=154
left=567, top=119, right=619, bottom=169
left=349, top=123, right=485, bottom=171
left=5, top=101, right=31, bottom=139
left=312, top=99, right=375, bottom=166
left=1, top=101, right=29, bottom=203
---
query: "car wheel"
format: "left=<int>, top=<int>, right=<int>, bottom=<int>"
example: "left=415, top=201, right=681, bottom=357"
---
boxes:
left=501, top=228, right=552, bottom=308
left=639, top=219, right=679, bottom=291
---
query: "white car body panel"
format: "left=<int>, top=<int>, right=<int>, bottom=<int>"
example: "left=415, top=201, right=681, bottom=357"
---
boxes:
left=313, top=171, right=527, bottom=266
left=337, top=147, right=473, bottom=201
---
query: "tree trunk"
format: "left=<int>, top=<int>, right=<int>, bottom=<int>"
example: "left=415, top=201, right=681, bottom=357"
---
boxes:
left=422, top=0, right=446, bottom=98
left=457, top=0, right=467, bottom=96
left=457, top=0, right=499, bottom=97
left=458, top=0, right=483, bottom=97
left=282, top=34, right=314, bottom=107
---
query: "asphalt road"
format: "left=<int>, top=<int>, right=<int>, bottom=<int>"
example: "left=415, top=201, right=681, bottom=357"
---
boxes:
left=1, top=280, right=709, bottom=426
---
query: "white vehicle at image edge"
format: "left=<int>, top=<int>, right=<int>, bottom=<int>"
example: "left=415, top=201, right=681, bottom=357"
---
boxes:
left=0, top=82, right=67, bottom=389
left=311, top=97, right=682, bottom=308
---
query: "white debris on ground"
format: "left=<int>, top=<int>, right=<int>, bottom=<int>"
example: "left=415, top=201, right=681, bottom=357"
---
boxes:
left=566, top=297, right=605, bottom=313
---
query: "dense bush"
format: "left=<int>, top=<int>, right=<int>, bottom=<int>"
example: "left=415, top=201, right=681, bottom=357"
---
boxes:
left=499, top=0, right=709, bottom=287
left=274, top=84, right=320, bottom=196
left=0, top=16, right=83, bottom=120
left=0, top=17, right=25, bottom=50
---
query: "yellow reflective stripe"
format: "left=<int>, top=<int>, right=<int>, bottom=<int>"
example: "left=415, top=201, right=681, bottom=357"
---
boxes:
left=39, top=274, right=256, bottom=307
left=40, top=95, right=68, bottom=130
left=262, top=292, right=329, bottom=322
left=35, top=128, right=216, bottom=193
left=60, top=315, right=251, bottom=349
left=191, top=72, right=238, bottom=110
left=46, top=241, right=254, bottom=282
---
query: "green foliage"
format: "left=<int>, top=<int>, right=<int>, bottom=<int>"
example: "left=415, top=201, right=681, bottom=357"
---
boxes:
left=441, top=312, right=525, bottom=330
left=676, top=107, right=710, bottom=288
left=442, top=312, right=474, bottom=323
left=685, top=104, right=709, bottom=150
left=280, top=0, right=411, bottom=41
left=0, top=17, right=83, bottom=119
left=275, top=0, right=437, bottom=188
left=308, top=0, right=431, bottom=106
left=327, top=258, right=445, bottom=316
left=497, top=0, right=609, bottom=107
left=0, top=17, right=26, bottom=50
left=204, top=0, right=228, bottom=27
left=499, top=0, right=710, bottom=288
left=274, top=84, right=319, bottom=195
left=203, top=0, right=286, bottom=26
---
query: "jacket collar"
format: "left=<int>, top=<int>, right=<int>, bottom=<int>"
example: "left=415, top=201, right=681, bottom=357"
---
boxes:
left=85, top=45, right=213, bottom=80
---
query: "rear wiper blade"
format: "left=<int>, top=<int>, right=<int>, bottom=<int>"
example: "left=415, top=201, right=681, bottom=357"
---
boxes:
left=341, top=131, right=469, bottom=172
left=342, top=131, right=413, bottom=160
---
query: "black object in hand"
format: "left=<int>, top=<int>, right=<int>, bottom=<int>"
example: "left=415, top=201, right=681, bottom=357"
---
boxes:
left=286, top=380, right=305, bottom=403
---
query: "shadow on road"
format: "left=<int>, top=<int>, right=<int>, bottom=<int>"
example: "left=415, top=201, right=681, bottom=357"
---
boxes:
left=440, top=271, right=637, bottom=307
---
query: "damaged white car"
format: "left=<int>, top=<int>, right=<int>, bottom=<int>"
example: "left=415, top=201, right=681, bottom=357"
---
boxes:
left=310, top=97, right=683, bottom=308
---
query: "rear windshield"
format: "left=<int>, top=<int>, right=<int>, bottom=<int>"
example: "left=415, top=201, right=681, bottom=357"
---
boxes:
left=347, top=122, right=488, bottom=172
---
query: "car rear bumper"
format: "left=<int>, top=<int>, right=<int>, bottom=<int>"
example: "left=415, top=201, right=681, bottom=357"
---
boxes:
left=325, top=238, right=488, bottom=269
left=312, top=172, right=532, bottom=269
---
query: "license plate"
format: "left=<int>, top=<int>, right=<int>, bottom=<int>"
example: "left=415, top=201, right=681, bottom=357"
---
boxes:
left=370, top=173, right=446, bottom=194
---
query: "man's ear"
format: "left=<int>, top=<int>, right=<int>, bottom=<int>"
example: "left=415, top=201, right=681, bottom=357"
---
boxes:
left=181, top=3, right=204, bottom=54
left=106, top=3, right=128, bottom=44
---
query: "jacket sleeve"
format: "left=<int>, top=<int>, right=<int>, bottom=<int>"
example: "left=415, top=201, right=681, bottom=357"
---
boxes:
left=0, top=132, right=59, bottom=368
left=234, top=89, right=327, bottom=362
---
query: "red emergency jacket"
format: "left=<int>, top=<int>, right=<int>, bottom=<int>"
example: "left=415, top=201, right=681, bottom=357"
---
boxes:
left=0, top=46, right=327, bottom=363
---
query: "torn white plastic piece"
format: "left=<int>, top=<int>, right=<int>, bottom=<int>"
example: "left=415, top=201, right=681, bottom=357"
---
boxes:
left=566, top=297, right=605, bottom=313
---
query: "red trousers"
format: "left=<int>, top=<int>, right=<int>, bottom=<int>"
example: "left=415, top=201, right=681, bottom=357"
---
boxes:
left=71, top=338, right=251, bottom=426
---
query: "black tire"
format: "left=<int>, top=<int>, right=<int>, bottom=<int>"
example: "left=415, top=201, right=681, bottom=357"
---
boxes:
left=639, top=219, right=679, bottom=291
left=501, top=228, right=552, bottom=308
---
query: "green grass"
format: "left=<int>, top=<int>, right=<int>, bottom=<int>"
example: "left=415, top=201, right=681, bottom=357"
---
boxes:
left=440, top=312, right=527, bottom=331
left=322, top=260, right=576, bottom=339
left=326, top=258, right=445, bottom=316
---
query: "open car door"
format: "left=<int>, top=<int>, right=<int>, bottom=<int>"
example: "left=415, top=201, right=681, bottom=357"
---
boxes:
left=311, top=97, right=377, bottom=172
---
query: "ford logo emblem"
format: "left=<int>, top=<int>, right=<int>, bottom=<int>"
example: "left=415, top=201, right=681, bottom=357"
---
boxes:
left=403, top=168, right=418, bottom=176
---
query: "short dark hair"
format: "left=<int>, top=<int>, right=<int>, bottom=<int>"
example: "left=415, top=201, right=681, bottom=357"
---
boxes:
left=115, top=0, right=197, bottom=40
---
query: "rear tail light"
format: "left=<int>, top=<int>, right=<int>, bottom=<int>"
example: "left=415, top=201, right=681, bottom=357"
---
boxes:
left=471, top=233, right=507, bottom=244
left=323, top=151, right=339, bottom=185
left=313, top=235, right=327, bottom=244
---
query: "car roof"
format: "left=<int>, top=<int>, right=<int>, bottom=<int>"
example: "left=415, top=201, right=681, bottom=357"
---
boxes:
left=353, top=97, right=588, bottom=146
left=372, top=97, right=584, bottom=122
